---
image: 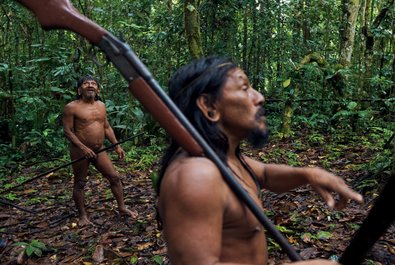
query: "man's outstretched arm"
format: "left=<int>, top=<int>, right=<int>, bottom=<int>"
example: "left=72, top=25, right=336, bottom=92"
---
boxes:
left=245, top=157, right=363, bottom=210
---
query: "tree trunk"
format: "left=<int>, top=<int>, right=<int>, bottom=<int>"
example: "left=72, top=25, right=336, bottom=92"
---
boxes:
left=242, top=2, right=249, bottom=71
left=339, top=0, right=361, bottom=66
left=281, top=100, right=293, bottom=138
left=248, top=0, right=257, bottom=82
left=184, top=0, right=204, bottom=59
left=363, top=0, right=395, bottom=94
left=392, top=12, right=395, bottom=97
left=291, top=1, right=303, bottom=61
left=302, top=0, right=310, bottom=47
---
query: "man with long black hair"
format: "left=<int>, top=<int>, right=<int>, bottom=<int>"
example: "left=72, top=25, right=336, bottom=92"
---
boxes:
left=157, top=57, right=363, bottom=264
left=63, top=75, right=137, bottom=226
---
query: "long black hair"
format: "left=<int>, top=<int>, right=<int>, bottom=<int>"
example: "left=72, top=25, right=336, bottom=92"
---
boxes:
left=158, top=56, right=238, bottom=193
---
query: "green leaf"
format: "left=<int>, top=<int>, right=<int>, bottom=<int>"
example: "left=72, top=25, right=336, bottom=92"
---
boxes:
left=119, top=21, right=144, bottom=29
left=150, top=172, right=160, bottom=193
left=301, top=232, right=314, bottom=242
left=31, top=240, right=46, bottom=250
left=316, top=231, right=332, bottom=240
left=33, top=247, right=43, bottom=257
left=26, top=57, right=51, bottom=63
left=13, top=242, right=28, bottom=247
left=30, top=43, right=43, bottom=48
left=0, top=63, right=9, bottom=72
left=152, top=255, right=163, bottom=265
left=26, top=246, right=34, bottom=257
left=129, top=256, right=138, bottom=264
left=275, top=225, right=294, bottom=234
left=347, top=101, right=358, bottom=110
left=4, top=193, right=17, bottom=201
left=283, top=78, right=291, bottom=88
left=186, top=4, right=195, bottom=12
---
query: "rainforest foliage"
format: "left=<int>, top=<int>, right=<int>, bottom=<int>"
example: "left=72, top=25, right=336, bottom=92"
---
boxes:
left=0, top=0, right=394, bottom=185
left=0, top=1, right=394, bottom=264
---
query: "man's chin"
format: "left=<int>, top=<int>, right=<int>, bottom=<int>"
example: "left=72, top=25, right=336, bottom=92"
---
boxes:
left=246, top=127, right=269, bottom=148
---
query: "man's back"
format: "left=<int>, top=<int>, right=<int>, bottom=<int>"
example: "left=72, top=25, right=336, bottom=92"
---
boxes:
left=158, top=151, right=268, bottom=264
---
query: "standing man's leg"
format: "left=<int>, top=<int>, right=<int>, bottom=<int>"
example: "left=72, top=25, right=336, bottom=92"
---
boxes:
left=93, top=152, right=138, bottom=218
left=70, top=149, right=92, bottom=226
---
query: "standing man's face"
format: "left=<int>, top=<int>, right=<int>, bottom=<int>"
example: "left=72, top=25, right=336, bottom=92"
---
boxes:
left=78, top=80, right=99, bottom=99
left=215, top=68, right=268, bottom=147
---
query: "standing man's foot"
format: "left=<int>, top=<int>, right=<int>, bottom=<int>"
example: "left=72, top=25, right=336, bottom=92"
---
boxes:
left=78, top=216, right=94, bottom=227
left=119, top=207, right=139, bottom=219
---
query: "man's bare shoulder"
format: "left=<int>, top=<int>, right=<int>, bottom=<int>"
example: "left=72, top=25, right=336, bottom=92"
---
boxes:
left=159, top=155, right=227, bottom=214
left=64, top=100, right=80, bottom=109
left=94, top=100, right=105, bottom=106
left=63, top=100, right=80, bottom=114
left=168, top=155, right=221, bottom=179
left=242, top=155, right=265, bottom=180
left=161, top=156, right=225, bottom=197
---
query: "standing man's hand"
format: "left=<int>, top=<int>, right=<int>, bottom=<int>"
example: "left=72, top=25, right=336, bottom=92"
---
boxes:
left=81, top=145, right=96, bottom=159
left=115, top=145, right=125, bottom=160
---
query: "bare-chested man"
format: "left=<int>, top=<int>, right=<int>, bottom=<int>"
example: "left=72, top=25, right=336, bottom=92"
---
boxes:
left=63, top=75, right=137, bottom=226
left=157, top=57, right=363, bottom=264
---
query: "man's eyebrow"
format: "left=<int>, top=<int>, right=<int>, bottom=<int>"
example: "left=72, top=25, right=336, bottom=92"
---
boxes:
left=237, top=73, right=249, bottom=82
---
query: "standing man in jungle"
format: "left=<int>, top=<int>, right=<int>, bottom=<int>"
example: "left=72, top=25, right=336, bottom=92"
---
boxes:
left=63, top=75, right=138, bottom=226
left=157, top=57, right=363, bottom=264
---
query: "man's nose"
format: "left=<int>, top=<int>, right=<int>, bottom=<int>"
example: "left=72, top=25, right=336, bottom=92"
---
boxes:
left=252, top=89, right=264, bottom=105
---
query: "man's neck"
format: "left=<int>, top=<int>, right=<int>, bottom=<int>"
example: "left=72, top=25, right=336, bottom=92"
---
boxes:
left=80, top=97, right=96, bottom=104
left=227, top=141, right=240, bottom=162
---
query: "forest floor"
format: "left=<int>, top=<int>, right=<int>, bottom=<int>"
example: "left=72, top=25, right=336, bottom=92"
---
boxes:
left=0, top=131, right=394, bottom=265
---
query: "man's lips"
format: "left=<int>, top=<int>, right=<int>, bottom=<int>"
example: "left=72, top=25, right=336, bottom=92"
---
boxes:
left=256, top=107, right=265, bottom=118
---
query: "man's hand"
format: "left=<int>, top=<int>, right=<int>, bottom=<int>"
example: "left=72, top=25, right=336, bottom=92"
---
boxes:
left=115, top=145, right=125, bottom=160
left=307, top=167, right=363, bottom=210
left=80, top=145, right=96, bottom=159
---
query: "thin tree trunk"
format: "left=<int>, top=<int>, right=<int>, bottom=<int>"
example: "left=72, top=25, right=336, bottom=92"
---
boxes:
left=392, top=12, right=395, bottom=97
left=242, top=1, right=249, bottom=71
left=363, top=0, right=394, bottom=94
left=281, top=100, right=294, bottom=138
left=166, top=0, right=174, bottom=75
left=291, top=0, right=302, bottom=61
left=184, top=0, right=204, bottom=59
left=339, top=0, right=361, bottom=66
left=302, top=0, right=310, bottom=49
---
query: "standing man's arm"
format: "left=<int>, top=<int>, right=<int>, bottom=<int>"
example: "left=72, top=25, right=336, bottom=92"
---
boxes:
left=104, top=117, right=125, bottom=160
left=63, top=104, right=96, bottom=159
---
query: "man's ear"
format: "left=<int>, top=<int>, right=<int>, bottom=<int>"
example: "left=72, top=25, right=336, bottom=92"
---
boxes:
left=196, top=94, right=220, bottom=122
left=77, top=87, right=81, bottom=96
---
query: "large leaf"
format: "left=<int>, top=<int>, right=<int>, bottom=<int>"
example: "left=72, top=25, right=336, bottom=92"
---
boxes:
left=283, top=78, right=291, bottom=88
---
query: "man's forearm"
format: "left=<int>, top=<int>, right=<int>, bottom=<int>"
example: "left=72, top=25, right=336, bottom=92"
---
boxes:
left=64, top=129, right=87, bottom=150
left=263, top=164, right=310, bottom=193
left=104, top=127, right=119, bottom=145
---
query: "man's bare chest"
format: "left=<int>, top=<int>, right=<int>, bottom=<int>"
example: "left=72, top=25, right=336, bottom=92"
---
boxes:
left=75, top=106, right=105, bottom=123
left=223, top=184, right=263, bottom=238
